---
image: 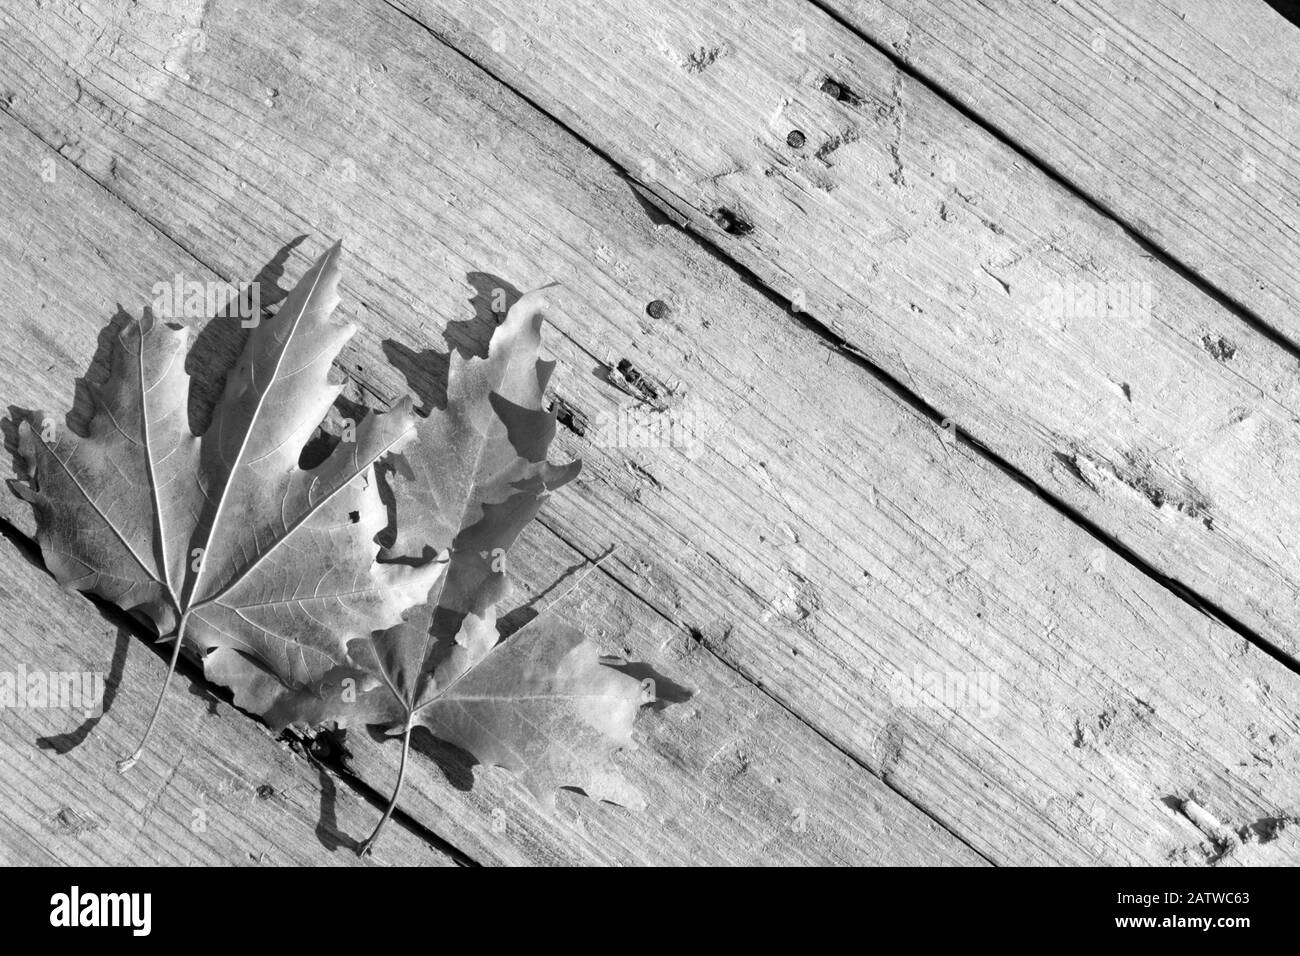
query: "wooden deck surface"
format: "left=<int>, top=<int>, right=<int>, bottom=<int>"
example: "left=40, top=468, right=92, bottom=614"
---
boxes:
left=0, top=0, right=1298, bottom=865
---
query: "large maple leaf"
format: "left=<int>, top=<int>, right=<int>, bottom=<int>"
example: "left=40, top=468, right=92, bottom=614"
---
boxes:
left=15, top=243, right=442, bottom=769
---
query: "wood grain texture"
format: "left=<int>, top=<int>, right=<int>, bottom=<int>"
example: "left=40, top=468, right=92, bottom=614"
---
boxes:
left=0, top=543, right=452, bottom=866
left=815, top=0, right=1300, bottom=342
left=0, top=109, right=974, bottom=865
left=393, top=0, right=1300, bottom=664
left=0, top=0, right=1297, bottom=865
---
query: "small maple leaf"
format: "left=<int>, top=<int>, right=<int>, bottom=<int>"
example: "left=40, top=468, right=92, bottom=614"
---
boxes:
left=214, top=290, right=654, bottom=853
left=14, top=243, right=442, bottom=769
left=239, top=594, right=654, bottom=854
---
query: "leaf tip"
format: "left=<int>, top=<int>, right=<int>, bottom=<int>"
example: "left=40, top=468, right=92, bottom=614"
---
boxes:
left=506, top=288, right=552, bottom=331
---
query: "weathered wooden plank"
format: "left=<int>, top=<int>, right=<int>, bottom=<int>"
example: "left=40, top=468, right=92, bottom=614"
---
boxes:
left=0, top=114, right=974, bottom=864
left=815, top=0, right=1300, bottom=342
left=0, top=541, right=453, bottom=866
left=390, top=0, right=1300, bottom=663
left=0, top=0, right=1297, bottom=865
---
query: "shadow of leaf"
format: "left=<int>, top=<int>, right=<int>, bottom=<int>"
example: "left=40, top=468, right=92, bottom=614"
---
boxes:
left=602, top=660, right=694, bottom=713
left=404, top=727, right=477, bottom=792
left=184, top=236, right=306, bottom=435
left=311, top=759, right=352, bottom=852
left=381, top=272, right=521, bottom=416
left=35, top=625, right=132, bottom=753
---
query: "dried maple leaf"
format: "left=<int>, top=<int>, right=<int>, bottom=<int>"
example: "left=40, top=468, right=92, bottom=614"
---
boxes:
left=238, top=596, right=653, bottom=853
left=15, top=243, right=442, bottom=769
left=213, top=290, right=654, bottom=853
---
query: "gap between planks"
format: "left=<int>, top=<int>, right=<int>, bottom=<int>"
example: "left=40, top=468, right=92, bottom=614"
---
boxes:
left=806, top=0, right=1300, bottom=351
left=801, top=0, right=1300, bottom=364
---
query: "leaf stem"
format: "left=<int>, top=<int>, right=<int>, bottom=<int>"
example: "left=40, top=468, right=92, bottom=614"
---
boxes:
left=358, top=715, right=414, bottom=857
left=116, top=610, right=190, bottom=774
